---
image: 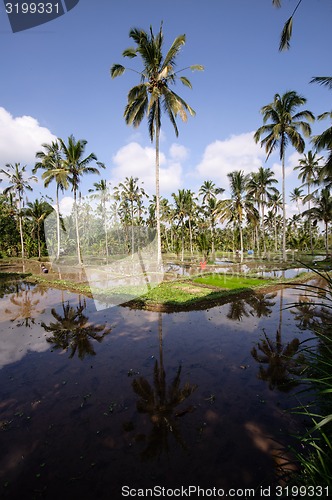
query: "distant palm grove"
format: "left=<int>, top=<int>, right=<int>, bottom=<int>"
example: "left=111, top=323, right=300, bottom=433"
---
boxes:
left=0, top=128, right=331, bottom=264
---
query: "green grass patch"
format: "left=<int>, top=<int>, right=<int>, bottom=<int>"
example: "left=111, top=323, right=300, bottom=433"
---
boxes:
left=193, top=273, right=272, bottom=289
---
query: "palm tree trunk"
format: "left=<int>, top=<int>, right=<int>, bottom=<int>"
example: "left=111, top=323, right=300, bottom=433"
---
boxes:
left=262, top=202, right=266, bottom=255
left=325, top=221, right=329, bottom=257
left=37, top=221, right=41, bottom=259
left=74, top=189, right=83, bottom=266
left=308, top=185, right=313, bottom=255
left=282, top=155, right=287, bottom=262
left=239, top=221, right=244, bottom=263
left=155, top=109, right=162, bottom=269
left=131, top=201, right=135, bottom=259
left=274, top=216, right=278, bottom=253
left=189, top=217, right=193, bottom=258
left=18, top=197, right=25, bottom=260
left=210, top=222, right=215, bottom=257
left=103, top=199, right=109, bottom=261
left=56, top=185, right=61, bottom=261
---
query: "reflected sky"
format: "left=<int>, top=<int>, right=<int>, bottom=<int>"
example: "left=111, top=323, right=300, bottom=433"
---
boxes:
left=0, top=280, right=325, bottom=498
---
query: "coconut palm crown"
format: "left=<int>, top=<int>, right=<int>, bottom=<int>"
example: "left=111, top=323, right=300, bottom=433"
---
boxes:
left=254, top=90, right=314, bottom=260
left=110, top=23, right=203, bottom=266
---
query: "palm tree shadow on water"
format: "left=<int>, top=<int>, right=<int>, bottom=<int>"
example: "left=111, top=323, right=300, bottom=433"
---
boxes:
left=41, top=295, right=111, bottom=359
left=130, top=312, right=198, bottom=461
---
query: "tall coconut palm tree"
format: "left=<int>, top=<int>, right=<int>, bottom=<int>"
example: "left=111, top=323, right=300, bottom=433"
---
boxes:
left=254, top=91, right=314, bottom=261
left=116, top=176, right=148, bottom=257
left=25, top=199, right=54, bottom=259
left=0, top=163, right=37, bottom=260
left=294, top=150, right=323, bottom=254
left=172, top=189, right=189, bottom=262
left=89, top=179, right=111, bottom=260
left=215, top=170, right=254, bottom=262
left=289, top=187, right=304, bottom=214
left=268, top=190, right=283, bottom=252
left=59, top=135, right=102, bottom=265
left=110, top=24, right=203, bottom=268
left=199, top=180, right=224, bottom=257
left=247, top=166, right=278, bottom=254
left=34, top=140, right=70, bottom=261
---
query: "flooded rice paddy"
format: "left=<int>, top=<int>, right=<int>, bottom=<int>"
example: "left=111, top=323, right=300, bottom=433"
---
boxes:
left=0, top=277, right=321, bottom=498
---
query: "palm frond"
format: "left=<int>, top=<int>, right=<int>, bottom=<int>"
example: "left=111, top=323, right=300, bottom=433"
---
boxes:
left=190, top=64, right=204, bottom=72
left=110, top=64, right=125, bottom=78
left=179, top=76, right=192, bottom=89
left=122, top=47, right=137, bottom=58
left=162, top=34, right=186, bottom=70
left=310, top=77, right=332, bottom=90
left=279, top=16, right=293, bottom=51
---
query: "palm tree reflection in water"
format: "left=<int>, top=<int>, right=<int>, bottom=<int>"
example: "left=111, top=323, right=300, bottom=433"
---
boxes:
left=41, top=296, right=111, bottom=359
left=131, top=313, right=197, bottom=460
left=251, top=290, right=305, bottom=391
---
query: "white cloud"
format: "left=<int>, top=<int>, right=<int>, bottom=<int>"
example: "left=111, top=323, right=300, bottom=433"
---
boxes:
left=195, top=132, right=265, bottom=191
left=169, top=143, right=189, bottom=161
left=0, top=107, right=56, bottom=166
left=59, top=196, right=74, bottom=216
left=110, top=141, right=183, bottom=196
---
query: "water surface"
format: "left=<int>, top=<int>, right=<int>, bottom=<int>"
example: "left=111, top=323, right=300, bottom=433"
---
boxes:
left=0, top=281, right=318, bottom=498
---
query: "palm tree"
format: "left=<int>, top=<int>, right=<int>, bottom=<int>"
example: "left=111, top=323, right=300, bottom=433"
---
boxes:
left=34, top=141, right=70, bottom=260
left=267, top=190, right=283, bottom=252
left=25, top=199, right=54, bottom=259
left=303, top=188, right=332, bottom=258
left=89, top=179, right=111, bottom=260
left=254, top=91, right=314, bottom=261
left=289, top=187, right=304, bottom=214
left=247, top=166, right=278, bottom=254
left=111, top=24, right=203, bottom=268
left=199, top=180, right=224, bottom=257
left=294, top=150, right=323, bottom=254
left=59, top=135, right=102, bottom=265
left=215, top=170, right=254, bottom=262
left=0, top=163, right=37, bottom=260
left=115, top=176, right=148, bottom=258
left=172, top=189, right=189, bottom=262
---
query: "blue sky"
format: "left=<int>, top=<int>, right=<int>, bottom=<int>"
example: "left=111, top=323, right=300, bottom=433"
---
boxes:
left=0, top=0, right=331, bottom=216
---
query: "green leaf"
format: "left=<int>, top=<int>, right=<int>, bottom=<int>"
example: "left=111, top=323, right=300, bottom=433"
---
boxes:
left=190, top=65, right=204, bottom=71
left=279, top=16, right=293, bottom=51
left=179, top=76, right=192, bottom=89
left=110, top=64, right=125, bottom=78
left=122, top=47, right=137, bottom=59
